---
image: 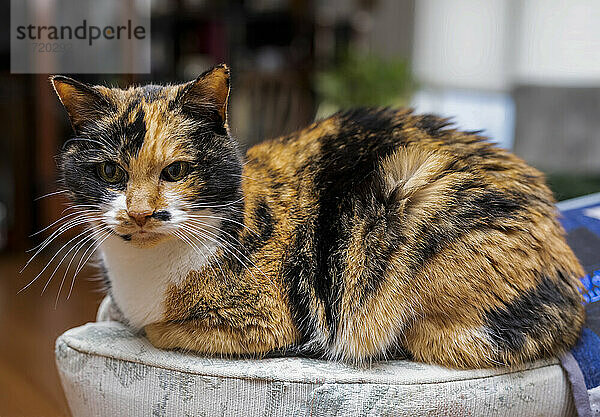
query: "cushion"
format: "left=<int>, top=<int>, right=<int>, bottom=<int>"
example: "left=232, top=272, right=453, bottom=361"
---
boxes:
left=56, top=314, right=576, bottom=416
left=58, top=193, right=600, bottom=416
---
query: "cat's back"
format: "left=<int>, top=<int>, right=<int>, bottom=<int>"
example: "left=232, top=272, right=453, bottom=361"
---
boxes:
left=246, top=107, right=410, bottom=172
left=242, top=108, right=585, bottom=367
left=245, top=107, right=550, bottom=207
left=242, top=107, right=561, bottom=248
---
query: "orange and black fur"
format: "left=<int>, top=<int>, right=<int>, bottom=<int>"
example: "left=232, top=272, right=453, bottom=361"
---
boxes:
left=50, top=65, right=584, bottom=369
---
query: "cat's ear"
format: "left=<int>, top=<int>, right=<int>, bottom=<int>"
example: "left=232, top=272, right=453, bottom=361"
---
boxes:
left=50, top=75, right=112, bottom=133
left=178, top=64, right=230, bottom=132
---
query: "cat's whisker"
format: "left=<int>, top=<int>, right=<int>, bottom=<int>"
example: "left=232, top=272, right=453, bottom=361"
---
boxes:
left=18, top=223, right=104, bottom=294
left=22, top=219, right=100, bottom=282
left=174, top=230, right=219, bottom=277
left=185, top=217, right=248, bottom=247
left=71, top=228, right=111, bottom=278
left=180, top=221, right=268, bottom=281
left=55, top=230, right=103, bottom=307
left=42, top=224, right=109, bottom=296
left=185, top=214, right=261, bottom=237
left=67, top=229, right=112, bottom=300
left=61, top=204, right=101, bottom=215
left=186, top=196, right=245, bottom=210
left=173, top=230, right=222, bottom=279
left=55, top=226, right=111, bottom=297
left=45, top=225, right=108, bottom=297
left=186, top=207, right=248, bottom=221
left=41, top=225, right=102, bottom=295
left=184, top=227, right=231, bottom=280
left=178, top=223, right=243, bottom=268
left=63, top=136, right=114, bottom=150
left=30, top=208, right=99, bottom=237
left=26, top=217, right=89, bottom=254
left=28, top=212, right=101, bottom=250
left=187, top=204, right=246, bottom=217
left=184, top=217, right=248, bottom=248
left=22, top=215, right=103, bottom=270
left=34, top=189, right=69, bottom=202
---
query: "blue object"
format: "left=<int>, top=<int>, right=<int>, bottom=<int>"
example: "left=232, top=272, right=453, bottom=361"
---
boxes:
left=571, top=328, right=600, bottom=390
left=581, top=271, right=600, bottom=304
left=556, top=193, right=600, bottom=415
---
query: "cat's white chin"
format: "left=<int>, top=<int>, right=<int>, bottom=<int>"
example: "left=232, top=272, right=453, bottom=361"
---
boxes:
left=126, top=231, right=172, bottom=248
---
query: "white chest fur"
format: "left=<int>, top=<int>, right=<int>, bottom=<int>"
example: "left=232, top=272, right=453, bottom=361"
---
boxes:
left=100, top=235, right=214, bottom=329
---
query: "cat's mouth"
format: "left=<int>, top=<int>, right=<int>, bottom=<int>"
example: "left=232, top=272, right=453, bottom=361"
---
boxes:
left=114, top=229, right=169, bottom=248
left=129, top=229, right=162, bottom=238
left=114, top=229, right=165, bottom=243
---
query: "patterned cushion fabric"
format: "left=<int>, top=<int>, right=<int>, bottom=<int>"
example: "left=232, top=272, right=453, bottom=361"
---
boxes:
left=58, top=194, right=600, bottom=417
left=56, top=312, right=577, bottom=417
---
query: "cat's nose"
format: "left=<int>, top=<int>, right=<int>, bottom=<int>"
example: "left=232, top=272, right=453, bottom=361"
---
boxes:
left=128, top=210, right=153, bottom=227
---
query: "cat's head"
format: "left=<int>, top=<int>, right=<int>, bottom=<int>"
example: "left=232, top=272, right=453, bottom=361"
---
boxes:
left=51, top=65, right=243, bottom=248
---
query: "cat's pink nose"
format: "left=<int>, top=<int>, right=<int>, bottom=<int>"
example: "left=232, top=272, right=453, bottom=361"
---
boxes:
left=128, top=210, right=153, bottom=227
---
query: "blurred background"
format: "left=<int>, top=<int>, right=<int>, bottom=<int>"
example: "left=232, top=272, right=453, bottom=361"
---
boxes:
left=0, top=0, right=599, bottom=415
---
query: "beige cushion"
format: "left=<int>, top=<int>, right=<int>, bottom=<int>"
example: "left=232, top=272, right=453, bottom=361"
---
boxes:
left=56, top=311, right=576, bottom=416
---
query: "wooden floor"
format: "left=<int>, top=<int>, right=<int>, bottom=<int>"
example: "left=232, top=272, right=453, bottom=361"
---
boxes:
left=0, top=252, right=104, bottom=417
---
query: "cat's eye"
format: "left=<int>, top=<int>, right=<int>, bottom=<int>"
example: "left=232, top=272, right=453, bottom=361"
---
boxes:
left=162, top=161, right=190, bottom=182
left=96, top=162, right=126, bottom=184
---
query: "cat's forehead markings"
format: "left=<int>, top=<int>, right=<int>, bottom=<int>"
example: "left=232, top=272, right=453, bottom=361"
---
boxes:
left=127, top=95, right=186, bottom=174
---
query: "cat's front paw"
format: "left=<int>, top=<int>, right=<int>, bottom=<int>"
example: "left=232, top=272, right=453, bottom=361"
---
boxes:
left=144, top=322, right=174, bottom=349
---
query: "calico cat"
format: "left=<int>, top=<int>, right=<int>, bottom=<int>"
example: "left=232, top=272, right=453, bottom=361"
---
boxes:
left=49, top=65, right=585, bottom=368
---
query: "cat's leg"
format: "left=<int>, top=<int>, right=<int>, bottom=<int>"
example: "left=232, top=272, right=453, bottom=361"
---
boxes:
left=145, top=320, right=292, bottom=356
left=402, top=320, right=502, bottom=368
left=144, top=267, right=300, bottom=357
left=402, top=272, right=585, bottom=369
left=402, top=310, right=578, bottom=369
left=400, top=228, right=585, bottom=368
